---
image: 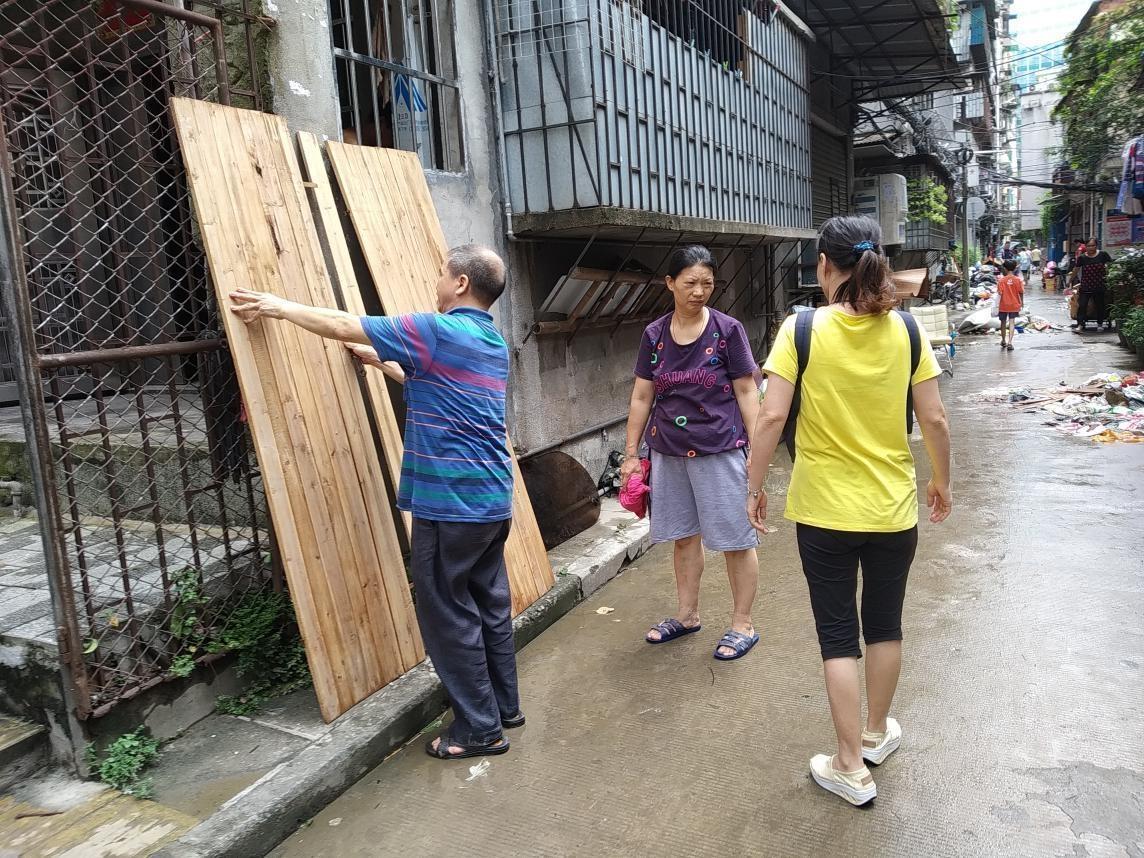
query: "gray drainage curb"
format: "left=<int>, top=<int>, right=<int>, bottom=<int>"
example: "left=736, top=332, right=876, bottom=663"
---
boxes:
left=155, top=570, right=591, bottom=858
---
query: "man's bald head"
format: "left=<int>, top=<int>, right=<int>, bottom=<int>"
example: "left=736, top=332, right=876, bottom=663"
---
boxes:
left=446, top=245, right=506, bottom=307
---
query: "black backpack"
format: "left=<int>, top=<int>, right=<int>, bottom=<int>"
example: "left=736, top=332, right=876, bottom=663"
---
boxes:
left=780, top=309, right=922, bottom=460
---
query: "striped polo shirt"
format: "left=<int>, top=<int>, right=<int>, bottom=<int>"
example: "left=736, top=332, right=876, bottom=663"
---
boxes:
left=360, top=307, right=513, bottom=523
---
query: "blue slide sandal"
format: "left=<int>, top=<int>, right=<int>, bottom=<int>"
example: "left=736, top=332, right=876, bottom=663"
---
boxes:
left=646, top=618, right=701, bottom=644
left=714, top=629, right=760, bottom=660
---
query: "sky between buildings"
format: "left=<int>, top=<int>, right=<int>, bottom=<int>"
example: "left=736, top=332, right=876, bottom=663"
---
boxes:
left=1010, top=0, right=1093, bottom=48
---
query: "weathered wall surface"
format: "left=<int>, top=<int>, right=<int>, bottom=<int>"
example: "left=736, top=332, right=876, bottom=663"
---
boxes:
left=269, top=2, right=776, bottom=480
left=267, top=0, right=341, bottom=135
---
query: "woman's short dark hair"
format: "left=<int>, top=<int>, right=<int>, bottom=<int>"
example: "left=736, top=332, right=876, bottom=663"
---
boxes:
left=666, top=245, right=717, bottom=279
left=816, top=215, right=897, bottom=315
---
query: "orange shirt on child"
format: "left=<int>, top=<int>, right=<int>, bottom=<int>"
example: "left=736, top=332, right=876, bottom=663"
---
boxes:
left=997, top=275, right=1024, bottom=313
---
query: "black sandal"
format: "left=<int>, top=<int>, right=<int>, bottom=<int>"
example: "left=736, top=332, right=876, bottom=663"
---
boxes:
left=424, top=730, right=510, bottom=760
left=502, top=711, right=526, bottom=729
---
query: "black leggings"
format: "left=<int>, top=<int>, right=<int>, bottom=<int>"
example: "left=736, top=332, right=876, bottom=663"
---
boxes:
left=796, top=524, right=918, bottom=660
left=1076, top=288, right=1107, bottom=327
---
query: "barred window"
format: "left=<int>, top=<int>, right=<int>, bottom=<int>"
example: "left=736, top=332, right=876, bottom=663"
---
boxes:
left=330, top=0, right=465, bottom=172
left=8, top=91, right=66, bottom=210
left=641, top=1, right=762, bottom=70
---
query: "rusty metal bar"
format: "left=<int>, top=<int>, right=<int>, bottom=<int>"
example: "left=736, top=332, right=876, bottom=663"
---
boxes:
left=517, top=411, right=629, bottom=460
left=567, top=226, right=647, bottom=344
left=607, top=231, right=688, bottom=338
left=112, top=0, right=235, bottom=106
left=165, top=356, right=206, bottom=574
left=708, top=232, right=752, bottom=307
left=711, top=234, right=769, bottom=312
left=89, top=370, right=137, bottom=628
left=727, top=237, right=805, bottom=315
left=132, top=374, right=172, bottom=607
left=0, top=123, right=93, bottom=717
left=120, top=0, right=221, bottom=29
left=531, top=309, right=665, bottom=337
left=48, top=373, right=98, bottom=632
left=36, top=338, right=225, bottom=369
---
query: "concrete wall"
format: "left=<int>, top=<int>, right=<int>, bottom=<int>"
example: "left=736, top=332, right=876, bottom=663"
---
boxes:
left=504, top=239, right=775, bottom=478
left=268, top=1, right=780, bottom=481
left=1018, top=84, right=1062, bottom=234
left=266, top=0, right=341, bottom=136
left=267, top=1, right=517, bottom=403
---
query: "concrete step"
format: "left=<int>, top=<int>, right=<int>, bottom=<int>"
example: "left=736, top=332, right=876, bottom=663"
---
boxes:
left=0, top=769, right=196, bottom=856
left=0, top=716, right=47, bottom=791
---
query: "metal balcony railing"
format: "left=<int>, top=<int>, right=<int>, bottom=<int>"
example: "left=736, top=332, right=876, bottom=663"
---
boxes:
left=494, top=0, right=813, bottom=232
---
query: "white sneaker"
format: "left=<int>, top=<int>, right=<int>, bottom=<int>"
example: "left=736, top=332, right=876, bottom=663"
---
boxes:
left=862, top=717, right=902, bottom=766
left=809, top=754, right=877, bottom=806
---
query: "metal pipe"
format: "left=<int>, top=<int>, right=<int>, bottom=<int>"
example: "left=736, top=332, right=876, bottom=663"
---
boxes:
left=959, top=147, right=973, bottom=303
left=0, top=122, right=92, bottom=718
left=118, top=0, right=231, bottom=104
left=530, top=309, right=661, bottom=337
left=118, top=0, right=220, bottom=29
left=483, top=0, right=516, bottom=241
left=36, top=338, right=225, bottom=369
left=518, top=413, right=629, bottom=460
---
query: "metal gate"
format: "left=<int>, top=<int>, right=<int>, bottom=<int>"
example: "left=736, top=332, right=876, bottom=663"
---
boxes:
left=0, top=0, right=277, bottom=718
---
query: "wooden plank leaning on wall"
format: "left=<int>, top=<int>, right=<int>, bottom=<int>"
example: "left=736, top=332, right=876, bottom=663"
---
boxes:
left=296, top=132, right=412, bottom=536
left=170, top=99, right=423, bottom=722
left=325, top=142, right=555, bottom=617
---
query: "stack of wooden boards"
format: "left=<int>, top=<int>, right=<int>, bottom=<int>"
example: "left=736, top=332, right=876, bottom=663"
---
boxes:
left=170, top=99, right=554, bottom=722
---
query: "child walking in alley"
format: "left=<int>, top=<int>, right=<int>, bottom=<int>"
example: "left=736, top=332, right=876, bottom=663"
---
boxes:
left=997, top=259, right=1024, bottom=352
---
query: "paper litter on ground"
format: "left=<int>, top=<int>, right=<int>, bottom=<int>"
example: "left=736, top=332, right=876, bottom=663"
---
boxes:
left=974, top=372, right=1144, bottom=443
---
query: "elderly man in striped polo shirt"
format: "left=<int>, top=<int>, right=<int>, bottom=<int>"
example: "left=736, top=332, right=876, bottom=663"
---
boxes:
left=230, top=245, right=520, bottom=760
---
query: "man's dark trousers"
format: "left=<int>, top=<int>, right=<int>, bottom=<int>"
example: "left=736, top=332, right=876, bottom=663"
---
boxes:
left=410, top=517, right=519, bottom=745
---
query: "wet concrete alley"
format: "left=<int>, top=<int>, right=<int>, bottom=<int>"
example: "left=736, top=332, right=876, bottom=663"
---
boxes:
left=271, top=289, right=1144, bottom=858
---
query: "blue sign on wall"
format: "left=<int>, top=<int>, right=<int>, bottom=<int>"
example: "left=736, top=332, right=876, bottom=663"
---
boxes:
left=969, top=5, right=987, bottom=46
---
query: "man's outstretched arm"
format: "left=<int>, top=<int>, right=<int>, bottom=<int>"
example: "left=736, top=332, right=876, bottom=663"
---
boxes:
left=229, top=289, right=371, bottom=345
left=345, top=343, right=406, bottom=383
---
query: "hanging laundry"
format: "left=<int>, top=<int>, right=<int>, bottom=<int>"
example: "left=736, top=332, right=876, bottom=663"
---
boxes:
left=1117, top=135, right=1144, bottom=216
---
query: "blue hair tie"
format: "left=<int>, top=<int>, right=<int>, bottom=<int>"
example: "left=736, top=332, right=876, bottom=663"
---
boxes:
left=853, top=240, right=876, bottom=256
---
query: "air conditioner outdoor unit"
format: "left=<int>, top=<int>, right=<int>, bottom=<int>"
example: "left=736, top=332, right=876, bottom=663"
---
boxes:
left=852, top=174, right=908, bottom=245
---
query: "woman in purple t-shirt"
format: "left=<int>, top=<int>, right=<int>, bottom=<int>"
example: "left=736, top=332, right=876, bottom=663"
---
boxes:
left=620, top=246, right=762, bottom=660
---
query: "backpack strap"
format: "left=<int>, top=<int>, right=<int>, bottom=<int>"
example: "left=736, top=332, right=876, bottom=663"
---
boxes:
left=895, top=309, right=922, bottom=435
left=780, top=309, right=816, bottom=460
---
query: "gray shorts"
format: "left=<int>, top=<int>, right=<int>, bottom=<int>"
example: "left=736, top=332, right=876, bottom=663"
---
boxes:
left=649, top=448, right=759, bottom=552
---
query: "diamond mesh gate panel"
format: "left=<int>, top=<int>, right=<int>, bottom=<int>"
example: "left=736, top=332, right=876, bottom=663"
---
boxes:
left=0, top=0, right=277, bottom=717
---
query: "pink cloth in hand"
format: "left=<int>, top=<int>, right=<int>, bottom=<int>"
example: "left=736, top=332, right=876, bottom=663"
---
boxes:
left=619, top=458, right=652, bottom=519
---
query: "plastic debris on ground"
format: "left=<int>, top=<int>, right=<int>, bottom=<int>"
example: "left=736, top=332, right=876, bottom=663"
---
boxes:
left=466, top=760, right=491, bottom=781
left=974, top=372, right=1144, bottom=443
left=958, top=310, right=1064, bottom=336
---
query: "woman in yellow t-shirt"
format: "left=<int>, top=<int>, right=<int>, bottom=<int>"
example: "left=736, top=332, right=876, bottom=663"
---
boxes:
left=745, top=215, right=952, bottom=807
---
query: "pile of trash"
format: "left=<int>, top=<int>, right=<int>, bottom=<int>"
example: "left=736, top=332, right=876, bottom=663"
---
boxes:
left=958, top=309, right=1064, bottom=334
left=975, top=373, right=1144, bottom=443
left=953, top=275, right=1065, bottom=335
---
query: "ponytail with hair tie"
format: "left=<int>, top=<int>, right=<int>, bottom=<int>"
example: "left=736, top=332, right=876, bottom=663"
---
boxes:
left=817, top=216, right=897, bottom=315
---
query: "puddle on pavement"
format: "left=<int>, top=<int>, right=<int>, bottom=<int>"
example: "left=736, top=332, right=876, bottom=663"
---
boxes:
left=157, top=770, right=267, bottom=821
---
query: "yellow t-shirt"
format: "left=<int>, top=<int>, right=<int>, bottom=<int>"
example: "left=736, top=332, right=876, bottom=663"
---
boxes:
left=762, top=309, right=942, bottom=532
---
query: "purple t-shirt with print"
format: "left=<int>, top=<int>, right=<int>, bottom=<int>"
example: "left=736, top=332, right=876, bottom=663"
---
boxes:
left=634, top=308, right=757, bottom=458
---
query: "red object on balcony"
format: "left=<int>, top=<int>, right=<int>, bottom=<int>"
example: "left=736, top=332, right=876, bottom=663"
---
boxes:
left=96, top=2, right=152, bottom=40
